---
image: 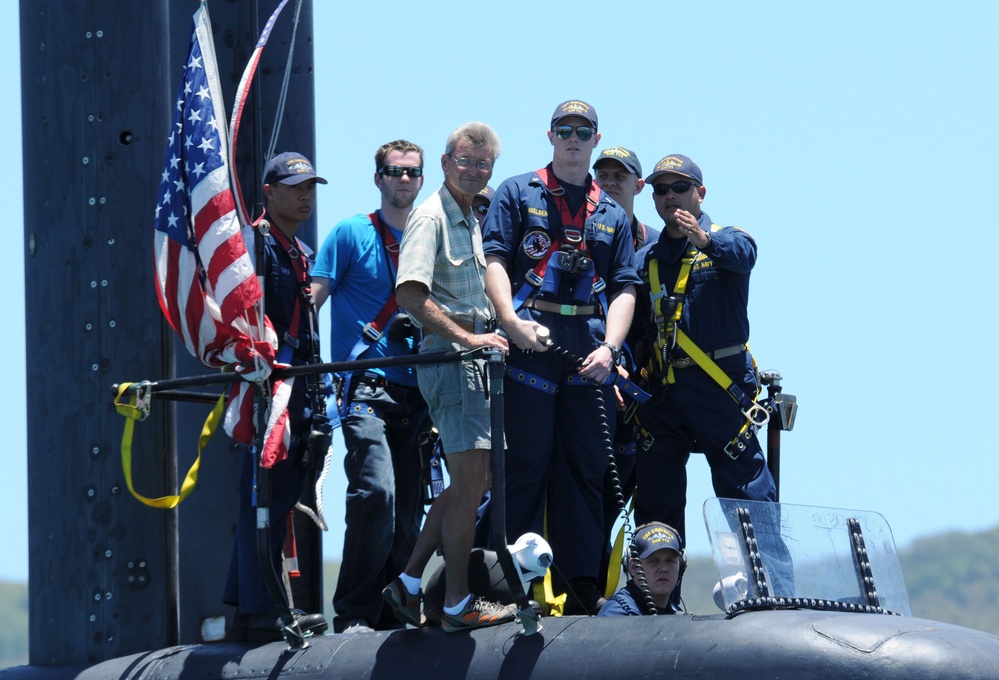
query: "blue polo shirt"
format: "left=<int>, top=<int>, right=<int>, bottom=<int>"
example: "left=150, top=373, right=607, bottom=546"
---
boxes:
left=312, top=211, right=417, bottom=386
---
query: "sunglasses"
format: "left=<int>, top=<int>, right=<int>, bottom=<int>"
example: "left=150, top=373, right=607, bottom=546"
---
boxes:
left=379, top=165, right=423, bottom=177
left=652, top=180, right=697, bottom=196
left=474, top=204, right=489, bottom=215
left=553, top=125, right=595, bottom=142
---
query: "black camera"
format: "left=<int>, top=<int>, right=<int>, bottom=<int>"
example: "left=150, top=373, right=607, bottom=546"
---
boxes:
left=556, top=246, right=593, bottom=276
left=387, top=312, right=417, bottom=343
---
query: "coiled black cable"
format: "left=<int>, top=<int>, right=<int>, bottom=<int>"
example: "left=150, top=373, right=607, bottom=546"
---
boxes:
left=535, top=328, right=646, bottom=614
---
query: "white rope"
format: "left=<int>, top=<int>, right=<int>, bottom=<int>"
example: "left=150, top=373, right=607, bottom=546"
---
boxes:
left=295, top=440, right=332, bottom=531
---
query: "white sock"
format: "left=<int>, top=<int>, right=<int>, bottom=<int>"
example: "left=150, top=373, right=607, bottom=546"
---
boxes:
left=443, top=594, right=472, bottom=616
left=399, top=572, right=422, bottom=596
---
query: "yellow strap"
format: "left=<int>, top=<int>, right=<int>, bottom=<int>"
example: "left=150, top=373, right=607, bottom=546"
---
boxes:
left=675, top=329, right=737, bottom=394
left=604, top=496, right=636, bottom=599
left=115, top=384, right=226, bottom=509
left=647, top=227, right=758, bottom=406
left=648, top=251, right=694, bottom=377
left=536, top=574, right=566, bottom=617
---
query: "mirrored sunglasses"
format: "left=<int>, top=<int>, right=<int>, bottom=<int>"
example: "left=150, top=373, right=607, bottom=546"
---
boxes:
left=553, top=125, right=595, bottom=142
left=379, top=165, right=423, bottom=177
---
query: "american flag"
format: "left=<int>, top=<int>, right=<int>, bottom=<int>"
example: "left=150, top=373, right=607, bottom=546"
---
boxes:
left=154, top=7, right=289, bottom=464
left=153, top=6, right=269, bottom=369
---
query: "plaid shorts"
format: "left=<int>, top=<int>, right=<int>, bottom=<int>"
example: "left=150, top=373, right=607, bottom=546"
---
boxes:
left=417, top=333, right=500, bottom=454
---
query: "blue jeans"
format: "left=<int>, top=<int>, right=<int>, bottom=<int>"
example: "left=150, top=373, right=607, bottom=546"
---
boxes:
left=332, top=380, right=430, bottom=630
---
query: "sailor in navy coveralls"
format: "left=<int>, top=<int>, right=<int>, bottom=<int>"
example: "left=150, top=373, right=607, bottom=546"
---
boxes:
left=482, top=100, right=639, bottom=615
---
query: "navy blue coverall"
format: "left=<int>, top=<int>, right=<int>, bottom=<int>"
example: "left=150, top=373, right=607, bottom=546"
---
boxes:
left=632, top=211, right=776, bottom=549
left=481, top=165, right=640, bottom=585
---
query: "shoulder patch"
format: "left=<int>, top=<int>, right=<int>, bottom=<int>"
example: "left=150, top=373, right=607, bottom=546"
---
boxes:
left=522, top=230, right=552, bottom=260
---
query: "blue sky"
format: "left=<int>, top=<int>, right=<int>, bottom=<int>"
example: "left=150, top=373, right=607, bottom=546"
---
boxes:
left=3, top=0, right=998, bottom=583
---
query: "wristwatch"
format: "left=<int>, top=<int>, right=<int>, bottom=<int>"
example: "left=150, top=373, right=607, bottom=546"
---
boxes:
left=597, top=341, right=623, bottom=366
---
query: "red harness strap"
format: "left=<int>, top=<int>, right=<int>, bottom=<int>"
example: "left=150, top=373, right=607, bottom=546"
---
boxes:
left=361, top=212, right=402, bottom=341
left=269, top=225, right=311, bottom=353
left=525, top=167, right=603, bottom=288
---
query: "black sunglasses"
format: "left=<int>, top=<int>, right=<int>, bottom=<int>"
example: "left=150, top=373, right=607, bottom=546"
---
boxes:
left=652, top=180, right=697, bottom=196
left=379, top=165, right=423, bottom=178
left=553, top=125, right=595, bottom=142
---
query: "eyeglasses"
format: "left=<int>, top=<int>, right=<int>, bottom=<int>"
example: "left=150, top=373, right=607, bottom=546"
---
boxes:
left=379, top=165, right=423, bottom=177
left=474, top=204, right=489, bottom=215
left=553, top=125, right=595, bottom=142
left=450, top=156, right=493, bottom=171
left=652, top=180, right=697, bottom=196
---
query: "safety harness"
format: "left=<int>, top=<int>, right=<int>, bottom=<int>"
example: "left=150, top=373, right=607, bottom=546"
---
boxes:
left=511, top=168, right=609, bottom=315
left=645, top=227, right=769, bottom=459
left=335, top=212, right=407, bottom=418
left=267, top=226, right=313, bottom=366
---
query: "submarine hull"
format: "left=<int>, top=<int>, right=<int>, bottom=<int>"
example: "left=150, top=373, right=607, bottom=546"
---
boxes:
left=4, top=610, right=999, bottom=680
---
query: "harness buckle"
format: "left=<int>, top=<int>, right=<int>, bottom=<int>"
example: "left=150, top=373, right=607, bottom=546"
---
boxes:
left=623, top=399, right=639, bottom=424
left=743, top=401, right=770, bottom=428
left=562, top=228, right=583, bottom=244
left=650, top=284, right=671, bottom=305
left=559, top=304, right=578, bottom=316
left=362, top=323, right=383, bottom=343
left=283, top=332, right=301, bottom=349
left=592, top=277, right=606, bottom=295
left=525, top=270, right=544, bottom=287
left=723, top=433, right=749, bottom=460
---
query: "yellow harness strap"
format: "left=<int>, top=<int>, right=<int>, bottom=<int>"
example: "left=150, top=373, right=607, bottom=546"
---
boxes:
left=644, top=231, right=769, bottom=455
left=647, top=228, right=754, bottom=400
left=532, top=506, right=567, bottom=616
left=115, top=382, right=225, bottom=509
left=604, top=496, right=636, bottom=599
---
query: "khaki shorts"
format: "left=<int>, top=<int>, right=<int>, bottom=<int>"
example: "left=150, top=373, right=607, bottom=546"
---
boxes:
left=417, top=333, right=499, bottom=454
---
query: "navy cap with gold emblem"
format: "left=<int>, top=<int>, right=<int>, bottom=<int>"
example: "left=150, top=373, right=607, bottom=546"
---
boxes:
left=631, top=522, right=682, bottom=559
left=264, top=151, right=328, bottom=186
left=551, top=99, right=598, bottom=130
left=644, top=154, right=703, bottom=185
left=593, top=146, right=642, bottom=176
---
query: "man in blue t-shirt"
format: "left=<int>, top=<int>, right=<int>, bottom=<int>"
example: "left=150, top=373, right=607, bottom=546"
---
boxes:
left=312, top=140, right=432, bottom=633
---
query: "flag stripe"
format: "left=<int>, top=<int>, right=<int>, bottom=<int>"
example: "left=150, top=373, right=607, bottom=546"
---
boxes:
left=153, top=7, right=264, bottom=366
